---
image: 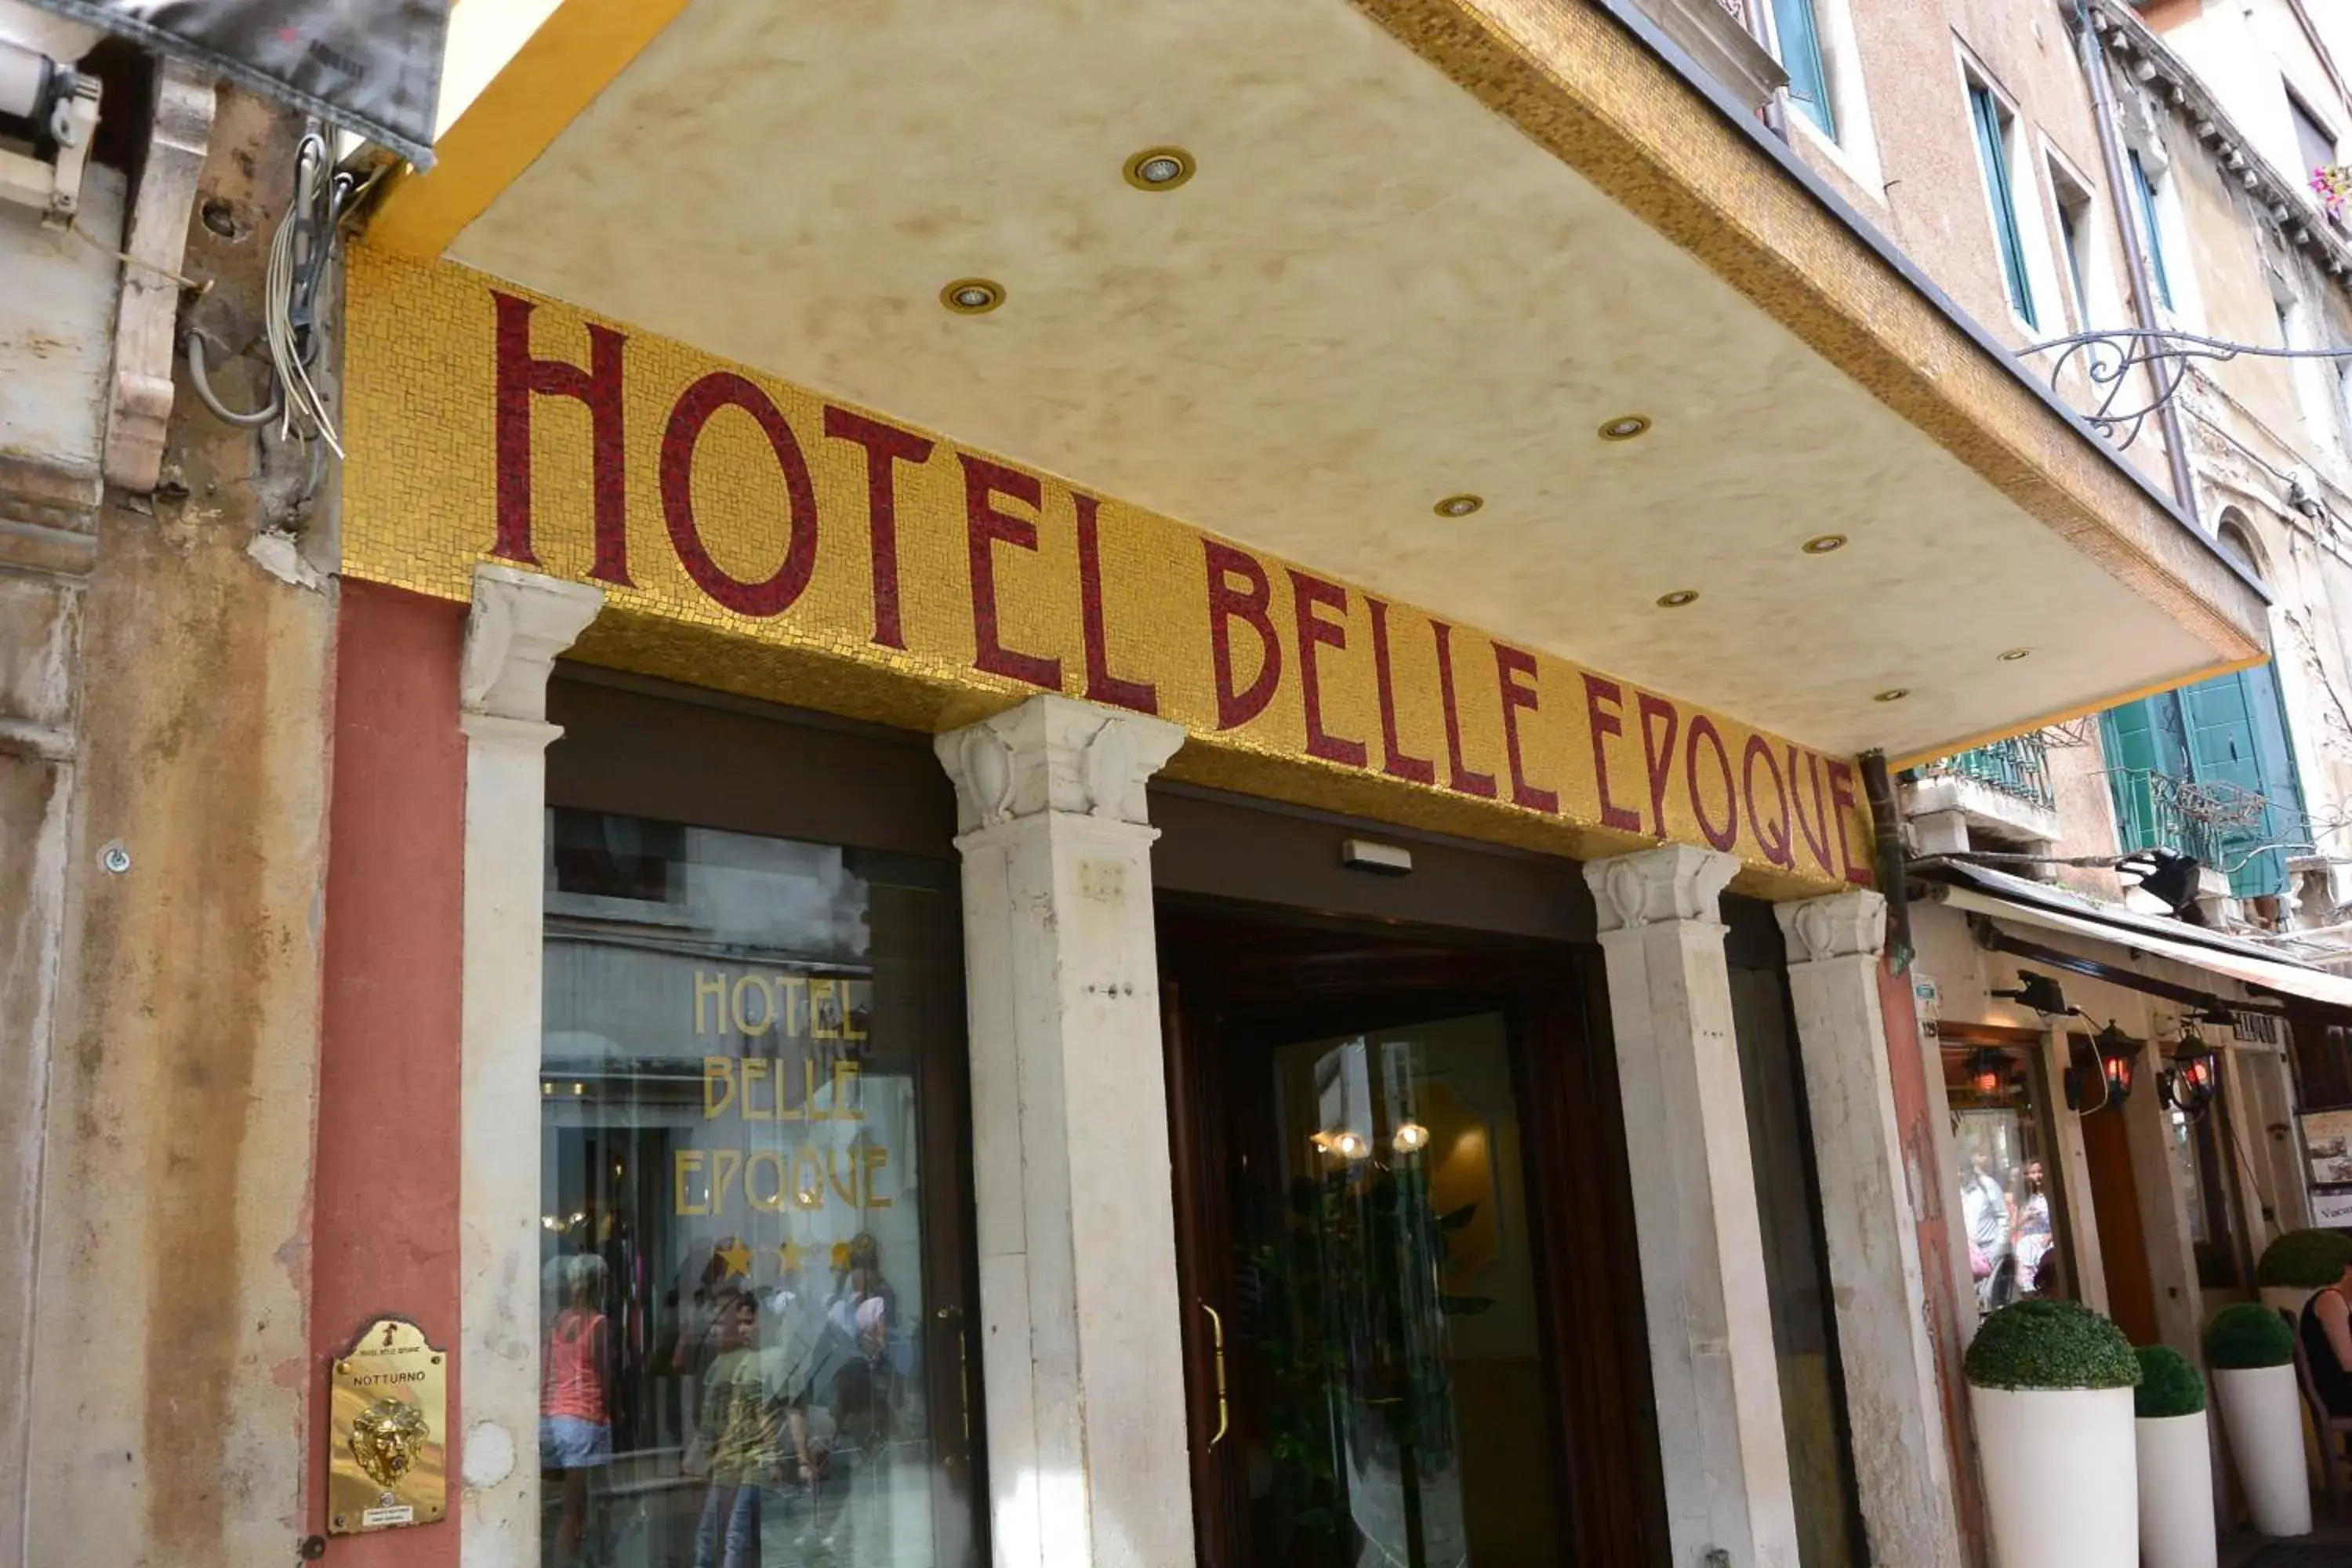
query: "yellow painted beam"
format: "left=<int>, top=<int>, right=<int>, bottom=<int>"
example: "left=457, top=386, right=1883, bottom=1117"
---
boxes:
left=1886, top=655, right=2268, bottom=771
left=368, top=0, right=691, bottom=259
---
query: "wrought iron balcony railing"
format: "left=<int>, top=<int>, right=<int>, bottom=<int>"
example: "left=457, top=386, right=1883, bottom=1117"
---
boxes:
left=1915, top=734, right=2056, bottom=814
left=2105, top=768, right=2230, bottom=870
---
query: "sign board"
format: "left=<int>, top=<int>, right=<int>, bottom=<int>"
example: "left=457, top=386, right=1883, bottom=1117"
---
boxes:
left=326, top=1318, right=447, bottom=1534
left=343, top=250, right=1875, bottom=893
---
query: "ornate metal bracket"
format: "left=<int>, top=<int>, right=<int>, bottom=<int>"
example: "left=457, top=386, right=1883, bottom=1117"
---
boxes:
left=2017, top=327, right=2352, bottom=450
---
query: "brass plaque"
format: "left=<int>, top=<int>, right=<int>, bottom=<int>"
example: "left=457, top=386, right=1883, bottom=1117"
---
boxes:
left=326, top=1318, right=448, bottom=1534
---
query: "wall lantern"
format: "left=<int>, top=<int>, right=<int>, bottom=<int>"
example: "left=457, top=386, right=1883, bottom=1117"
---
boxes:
left=2161, top=1026, right=2222, bottom=1123
left=1965, top=1047, right=2011, bottom=1098
left=2066, top=1022, right=2139, bottom=1113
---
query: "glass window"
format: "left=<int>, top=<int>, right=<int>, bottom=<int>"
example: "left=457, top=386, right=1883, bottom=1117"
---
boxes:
left=1943, top=1040, right=2073, bottom=1313
left=2129, top=151, right=2176, bottom=312
left=2049, top=162, right=2094, bottom=328
left=539, top=810, right=974, bottom=1568
left=2291, top=85, right=2338, bottom=188
left=1731, top=966, right=1864, bottom=1568
left=1247, top=1012, right=1570, bottom=1566
left=1969, top=81, right=2037, bottom=329
left=1775, top=0, right=1836, bottom=140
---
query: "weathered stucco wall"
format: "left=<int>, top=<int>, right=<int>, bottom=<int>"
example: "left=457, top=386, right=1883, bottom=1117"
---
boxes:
left=19, top=91, right=334, bottom=1566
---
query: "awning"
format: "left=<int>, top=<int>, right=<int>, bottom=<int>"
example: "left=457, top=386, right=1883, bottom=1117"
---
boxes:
left=1935, top=884, right=2352, bottom=1011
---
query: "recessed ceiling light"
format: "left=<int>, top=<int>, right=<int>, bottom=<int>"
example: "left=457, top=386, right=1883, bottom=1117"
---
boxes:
left=1998, top=647, right=2033, bottom=662
left=1802, top=534, right=1848, bottom=554
left=1599, top=415, right=1653, bottom=441
left=1874, top=688, right=1910, bottom=702
left=941, top=278, right=1005, bottom=314
left=1123, top=147, right=1197, bottom=191
left=1433, top=493, right=1483, bottom=518
left=1657, top=589, right=1700, bottom=608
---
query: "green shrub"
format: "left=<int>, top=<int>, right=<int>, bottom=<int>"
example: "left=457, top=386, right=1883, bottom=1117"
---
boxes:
left=2205, top=1302, right=2296, bottom=1370
left=1964, top=1299, right=2142, bottom=1392
left=2134, top=1345, right=2206, bottom=1418
left=2256, top=1229, right=2352, bottom=1289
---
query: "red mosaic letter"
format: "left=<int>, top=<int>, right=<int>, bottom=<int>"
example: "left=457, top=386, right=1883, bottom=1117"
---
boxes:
left=960, top=456, right=1062, bottom=691
left=493, top=291, right=630, bottom=583
left=1581, top=674, right=1641, bottom=831
left=1206, top=542, right=1281, bottom=730
left=659, top=372, right=821, bottom=618
left=1433, top=622, right=1497, bottom=799
left=1639, top=694, right=1681, bottom=840
left=1075, top=494, right=1157, bottom=713
left=1828, top=760, right=1872, bottom=885
left=1684, top=715, right=1740, bottom=851
left=1367, top=598, right=1436, bottom=785
left=1742, top=734, right=1794, bottom=869
left=823, top=405, right=935, bottom=650
left=1289, top=570, right=1367, bottom=768
left=1494, top=643, right=1555, bottom=813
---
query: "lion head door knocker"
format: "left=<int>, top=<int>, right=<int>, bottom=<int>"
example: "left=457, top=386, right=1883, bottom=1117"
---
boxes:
left=328, top=1317, right=447, bottom=1533
left=350, top=1399, right=430, bottom=1490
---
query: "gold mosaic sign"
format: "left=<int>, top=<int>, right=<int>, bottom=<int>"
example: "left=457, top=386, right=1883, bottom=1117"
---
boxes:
left=343, top=246, right=1873, bottom=891
left=326, top=1318, right=447, bottom=1535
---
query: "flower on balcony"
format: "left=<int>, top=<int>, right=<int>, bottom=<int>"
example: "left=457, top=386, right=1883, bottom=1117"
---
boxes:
left=2312, top=163, right=2352, bottom=217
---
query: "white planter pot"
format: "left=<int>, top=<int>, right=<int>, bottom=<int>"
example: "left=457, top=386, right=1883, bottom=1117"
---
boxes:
left=2213, top=1363, right=2312, bottom=1537
left=2136, top=1411, right=2218, bottom=1568
left=2261, top=1287, right=2316, bottom=1323
left=1972, top=1384, right=2137, bottom=1568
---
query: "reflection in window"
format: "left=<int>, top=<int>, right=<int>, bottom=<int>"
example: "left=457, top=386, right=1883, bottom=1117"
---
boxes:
left=539, top=812, right=967, bottom=1568
left=1944, top=1041, right=2072, bottom=1313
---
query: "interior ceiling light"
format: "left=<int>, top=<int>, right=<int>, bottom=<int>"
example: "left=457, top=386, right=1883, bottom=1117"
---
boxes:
left=1392, top=1121, right=1432, bottom=1153
left=1802, top=534, right=1847, bottom=554
left=1433, top=493, right=1483, bottom=518
left=1123, top=147, right=1196, bottom=191
left=940, top=278, right=1006, bottom=315
left=1874, top=688, right=1910, bottom=702
left=1656, top=589, right=1700, bottom=608
left=1599, top=414, right=1653, bottom=441
left=1998, top=647, right=2033, bottom=662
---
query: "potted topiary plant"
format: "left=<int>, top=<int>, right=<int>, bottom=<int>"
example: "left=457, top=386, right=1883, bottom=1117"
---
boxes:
left=2256, top=1228, right=2352, bottom=1320
left=2135, top=1345, right=2215, bottom=1568
left=1965, top=1298, right=2142, bottom=1568
left=2206, top=1302, right=2311, bottom=1538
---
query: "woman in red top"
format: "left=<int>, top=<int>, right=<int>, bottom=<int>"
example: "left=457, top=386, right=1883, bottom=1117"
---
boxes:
left=540, top=1254, right=612, bottom=1565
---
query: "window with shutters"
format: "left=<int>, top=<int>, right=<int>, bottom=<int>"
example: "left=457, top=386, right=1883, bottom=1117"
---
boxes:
left=2100, top=666, right=2305, bottom=898
left=1774, top=0, right=1835, bottom=139
left=1967, top=78, right=2038, bottom=330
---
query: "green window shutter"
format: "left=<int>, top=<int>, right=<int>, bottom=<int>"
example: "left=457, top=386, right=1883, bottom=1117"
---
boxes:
left=1773, top=0, right=1835, bottom=140
left=1970, top=85, right=2038, bottom=328
left=2129, top=152, right=2176, bottom=311
left=2101, top=702, right=2164, bottom=853
left=2180, top=664, right=2303, bottom=898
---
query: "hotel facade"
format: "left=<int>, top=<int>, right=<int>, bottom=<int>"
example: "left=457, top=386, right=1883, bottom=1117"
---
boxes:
left=0, top=2, right=2330, bottom=1566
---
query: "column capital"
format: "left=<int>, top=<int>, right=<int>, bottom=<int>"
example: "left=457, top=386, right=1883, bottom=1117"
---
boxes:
left=1776, top=889, right=1889, bottom=965
left=1583, top=844, right=1740, bottom=933
left=934, top=695, right=1185, bottom=835
left=459, top=564, right=603, bottom=724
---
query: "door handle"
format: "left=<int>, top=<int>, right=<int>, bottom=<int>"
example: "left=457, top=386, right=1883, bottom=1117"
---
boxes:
left=1202, top=1301, right=1229, bottom=1450
left=936, top=1305, right=970, bottom=1447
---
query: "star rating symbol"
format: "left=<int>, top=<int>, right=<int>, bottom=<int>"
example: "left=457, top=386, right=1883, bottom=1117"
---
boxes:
left=715, top=1240, right=753, bottom=1279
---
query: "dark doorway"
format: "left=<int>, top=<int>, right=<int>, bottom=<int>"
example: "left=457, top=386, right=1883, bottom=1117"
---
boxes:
left=1158, top=899, right=1664, bottom=1568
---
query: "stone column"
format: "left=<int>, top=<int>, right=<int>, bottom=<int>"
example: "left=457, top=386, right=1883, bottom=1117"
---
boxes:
left=1777, top=891, right=1962, bottom=1568
left=455, top=564, right=602, bottom=1566
left=935, top=695, right=1192, bottom=1568
left=1584, top=844, right=1801, bottom=1568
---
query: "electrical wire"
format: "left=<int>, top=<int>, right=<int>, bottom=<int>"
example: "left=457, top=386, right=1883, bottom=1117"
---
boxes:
left=181, top=328, right=282, bottom=428
left=267, top=133, right=339, bottom=457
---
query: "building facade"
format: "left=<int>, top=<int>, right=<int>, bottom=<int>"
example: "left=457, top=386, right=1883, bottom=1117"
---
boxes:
left=0, top=2, right=2332, bottom=1568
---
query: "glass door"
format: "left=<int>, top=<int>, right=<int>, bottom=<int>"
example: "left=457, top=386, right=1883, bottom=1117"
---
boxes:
left=538, top=808, right=978, bottom=1568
